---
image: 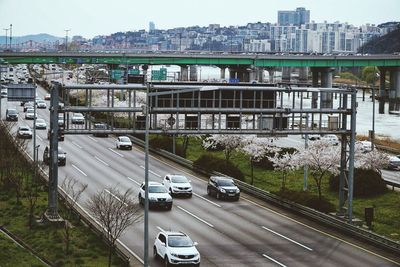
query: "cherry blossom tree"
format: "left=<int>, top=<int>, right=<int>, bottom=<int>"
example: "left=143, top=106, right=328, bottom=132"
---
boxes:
left=268, top=151, right=298, bottom=191
left=203, top=134, right=243, bottom=162
left=241, top=136, right=278, bottom=185
left=295, top=140, right=341, bottom=200
left=355, top=149, right=390, bottom=175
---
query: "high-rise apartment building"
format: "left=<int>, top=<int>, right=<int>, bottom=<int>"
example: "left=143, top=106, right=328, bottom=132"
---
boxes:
left=149, top=21, right=155, bottom=32
left=278, top=7, right=310, bottom=26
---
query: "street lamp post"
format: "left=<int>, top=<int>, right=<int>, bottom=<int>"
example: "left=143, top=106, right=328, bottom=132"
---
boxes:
left=9, top=24, right=12, bottom=50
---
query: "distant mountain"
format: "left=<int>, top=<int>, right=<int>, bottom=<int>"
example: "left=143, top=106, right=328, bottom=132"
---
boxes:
left=0, top=33, right=63, bottom=45
left=360, top=27, right=400, bottom=54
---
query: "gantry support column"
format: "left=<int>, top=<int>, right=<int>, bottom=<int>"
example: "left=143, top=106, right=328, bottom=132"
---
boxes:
left=311, top=68, right=319, bottom=108
left=220, top=66, right=226, bottom=80
left=282, top=67, right=291, bottom=82
left=266, top=67, right=275, bottom=83
left=257, top=68, right=264, bottom=83
left=378, top=67, right=387, bottom=114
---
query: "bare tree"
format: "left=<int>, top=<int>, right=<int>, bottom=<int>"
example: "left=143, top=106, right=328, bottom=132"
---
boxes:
left=86, top=187, right=143, bottom=267
left=60, top=176, right=88, bottom=255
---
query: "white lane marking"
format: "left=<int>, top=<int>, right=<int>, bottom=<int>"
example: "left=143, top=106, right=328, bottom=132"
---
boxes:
left=140, top=165, right=161, bottom=177
left=37, top=135, right=43, bottom=141
left=72, top=141, right=83, bottom=149
left=127, top=176, right=141, bottom=186
left=177, top=206, right=214, bottom=228
left=95, top=156, right=109, bottom=166
left=72, top=164, right=87, bottom=177
left=108, top=147, right=124, bottom=157
left=193, top=192, right=221, bottom=208
left=157, top=226, right=164, bottom=232
left=262, top=226, right=313, bottom=251
left=104, top=188, right=128, bottom=206
left=88, top=136, right=98, bottom=142
left=262, top=254, right=287, bottom=267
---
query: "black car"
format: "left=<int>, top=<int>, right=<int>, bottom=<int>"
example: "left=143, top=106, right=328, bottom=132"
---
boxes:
left=207, top=176, right=240, bottom=201
left=43, top=146, right=66, bottom=166
left=6, top=108, right=18, bottom=121
left=93, top=123, right=108, bottom=137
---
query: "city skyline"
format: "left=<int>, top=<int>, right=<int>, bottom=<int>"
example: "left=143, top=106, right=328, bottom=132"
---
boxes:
left=0, top=0, right=399, bottom=38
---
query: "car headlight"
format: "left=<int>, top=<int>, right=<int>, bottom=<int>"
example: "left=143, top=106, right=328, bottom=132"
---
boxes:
left=236, top=188, right=240, bottom=193
left=171, top=253, right=179, bottom=257
left=166, top=197, right=173, bottom=202
left=220, top=188, right=226, bottom=193
left=149, top=196, right=157, bottom=201
left=172, top=185, right=178, bottom=189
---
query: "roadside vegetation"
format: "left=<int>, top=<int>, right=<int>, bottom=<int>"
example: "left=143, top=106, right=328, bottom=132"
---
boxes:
left=0, top=122, right=127, bottom=266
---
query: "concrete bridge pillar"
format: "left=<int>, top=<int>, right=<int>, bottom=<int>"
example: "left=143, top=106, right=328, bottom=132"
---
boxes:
left=220, top=67, right=226, bottom=80
left=180, top=65, right=189, bottom=81
left=282, top=67, right=291, bottom=82
left=320, top=67, right=334, bottom=109
left=389, top=67, right=400, bottom=111
left=311, top=68, right=320, bottom=108
left=257, top=68, right=264, bottom=83
left=267, top=68, right=275, bottom=83
left=229, top=67, right=250, bottom=82
left=378, top=67, right=387, bottom=114
left=190, top=65, right=197, bottom=81
left=299, top=67, right=309, bottom=82
left=249, top=69, right=257, bottom=82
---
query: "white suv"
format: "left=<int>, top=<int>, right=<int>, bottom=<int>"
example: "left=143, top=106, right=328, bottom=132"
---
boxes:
left=162, top=174, right=192, bottom=197
left=138, top=181, right=172, bottom=210
left=154, top=231, right=200, bottom=267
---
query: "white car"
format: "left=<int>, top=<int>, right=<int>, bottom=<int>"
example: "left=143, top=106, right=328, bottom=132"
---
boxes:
left=321, top=134, right=339, bottom=145
left=35, top=118, right=47, bottom=129
left=17, top=126, right=33, bottom=139
left=154, top=231, right=200, bottom=266
left=138, top=181, right=172, bottom=210
left=36, top=99, right=47, bottom=108
left=25, top=108, right=36, bottom=120
left=71, top=113, right=85, bottom=124
left=163, top=174, right=192, bottom=197
left=357, top=141, right=376, bottom=153
left=116, top=136, right=132, bottom=150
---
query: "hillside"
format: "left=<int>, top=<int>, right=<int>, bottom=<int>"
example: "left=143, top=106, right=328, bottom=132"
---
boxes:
left=0, top=33, right=62, bottom=45
left=361, top=27, right=400, bottom=54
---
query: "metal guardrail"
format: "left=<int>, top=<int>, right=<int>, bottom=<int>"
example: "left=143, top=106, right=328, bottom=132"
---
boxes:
left=128, top=135, right=400, bottom=255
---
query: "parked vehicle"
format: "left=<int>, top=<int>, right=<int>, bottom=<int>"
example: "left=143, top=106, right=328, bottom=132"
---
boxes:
left=162, top=174, right=192, bottom=197
left=138, top=181, right=172, bottom=210
left=153, top=231, right=200, bottom=266
left=207, top=176, right=240, bottom=200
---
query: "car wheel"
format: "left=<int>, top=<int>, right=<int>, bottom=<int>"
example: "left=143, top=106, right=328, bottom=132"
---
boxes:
left=129, top=146, right=132, bottom=150
left=167, top=204, right=172, bottom=211
left=207, top=187, right=211, bottom=196
left=153, top=246, right=158, bottom=259
left=138, top=194, right=143, bottom=205
left=216, top=192, right=221, bottom=200
left=164, top=257, right=170, bottom=267
left=188, top=193, right=192, bottom=198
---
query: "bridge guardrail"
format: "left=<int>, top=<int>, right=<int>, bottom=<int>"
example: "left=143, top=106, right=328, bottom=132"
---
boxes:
left=128, top=135, right=400, bottom=255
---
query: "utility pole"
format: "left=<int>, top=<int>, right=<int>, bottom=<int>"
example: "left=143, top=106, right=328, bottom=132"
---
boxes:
left=64, top=29, right=70, bottom=51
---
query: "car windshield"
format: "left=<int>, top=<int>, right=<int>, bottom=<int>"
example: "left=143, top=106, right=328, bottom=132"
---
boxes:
left=36, top=119, right=45, bottom=123
left=171, top=176, right=188, bottom=183
left=19, top=126, right=30, bottom=131
left=168, top=236, right=193, bottom=247
left=120, top=137, right=130, bottom=142
left=58, top=148, right=66, bottom=154
left=95, top=124, right=106, bottom=129
left=74, top=113, right=84, bottom=118
left=217, top=179, right=235, bottom=186
left=27, top=109, right=34, bottom=113
left=8, top=109, right=17, bottom=114
left=148, top=185, right=167, bottom=193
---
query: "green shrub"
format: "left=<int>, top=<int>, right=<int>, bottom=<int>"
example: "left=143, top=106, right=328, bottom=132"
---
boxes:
left=275, top=189, right=336, bottom=213
left=150, top=135, right=185, bottom=157
left=329, top=168, right=387, bottom=197
left=193, top=154, right=244, bottom=181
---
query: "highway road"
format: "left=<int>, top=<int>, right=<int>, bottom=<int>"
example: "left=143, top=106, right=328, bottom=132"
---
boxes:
left=1, top=84, right=400, bottom=267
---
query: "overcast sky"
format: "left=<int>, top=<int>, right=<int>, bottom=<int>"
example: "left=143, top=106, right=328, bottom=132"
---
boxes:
left=1, top=0, right=399, bottom=38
